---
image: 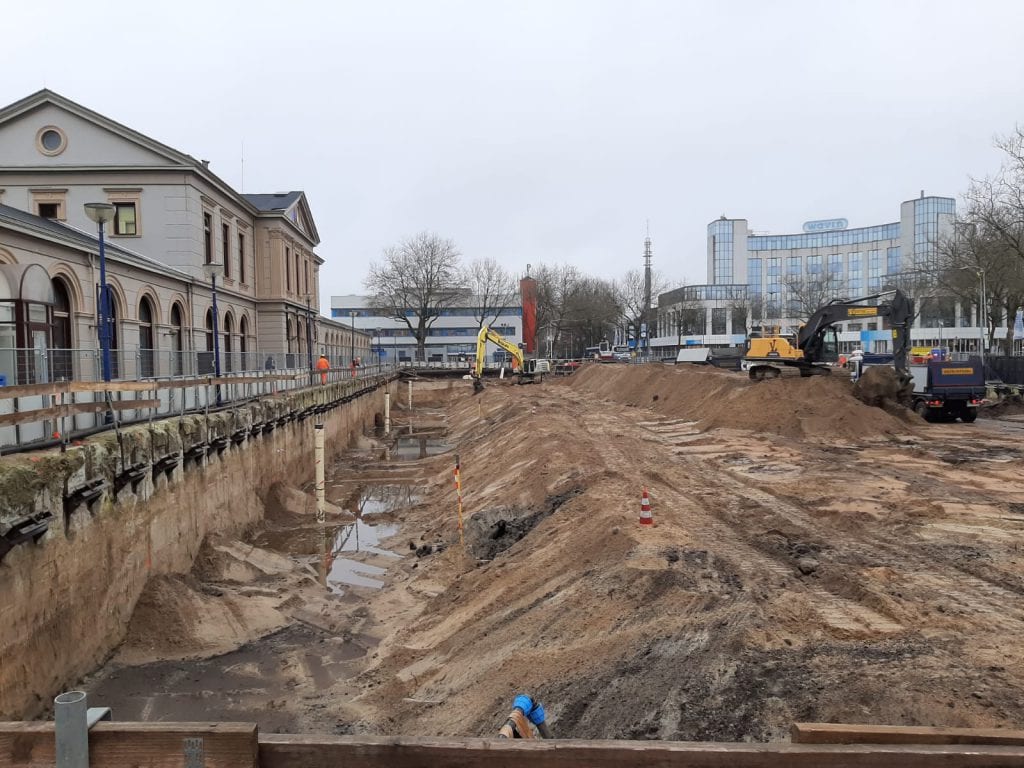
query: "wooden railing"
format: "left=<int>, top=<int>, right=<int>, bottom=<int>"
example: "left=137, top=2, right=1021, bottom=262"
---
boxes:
left=2, top=722, right=1023, bottom=767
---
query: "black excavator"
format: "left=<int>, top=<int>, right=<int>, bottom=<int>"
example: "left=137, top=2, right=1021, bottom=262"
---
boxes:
left=742, top=289, right=914, bottom=381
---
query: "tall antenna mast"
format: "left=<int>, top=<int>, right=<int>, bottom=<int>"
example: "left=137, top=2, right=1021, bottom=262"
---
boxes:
left=643, top=226, right=653, bottom=353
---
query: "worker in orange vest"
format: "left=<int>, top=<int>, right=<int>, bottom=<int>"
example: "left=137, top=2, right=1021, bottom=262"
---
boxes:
left=316, top=354, right=330, bottom=385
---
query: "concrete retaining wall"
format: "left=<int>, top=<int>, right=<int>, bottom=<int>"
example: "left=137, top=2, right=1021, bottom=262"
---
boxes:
left=0, top=376, right=390, bottom=719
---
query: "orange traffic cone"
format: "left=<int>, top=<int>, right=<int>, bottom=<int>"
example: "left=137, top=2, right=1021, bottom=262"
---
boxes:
left=639, top=487, right=653, bottom=526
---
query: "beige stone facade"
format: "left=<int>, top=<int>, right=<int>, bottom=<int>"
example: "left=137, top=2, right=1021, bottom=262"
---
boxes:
left=0, top=90, right=368, bottom=383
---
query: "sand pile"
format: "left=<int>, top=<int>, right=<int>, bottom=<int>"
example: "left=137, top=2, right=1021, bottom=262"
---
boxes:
left=567, top=363, right=914, bottom=439
left=119, top=553, right=291, bottom=664
left=853, top=366, right=913, bottom=409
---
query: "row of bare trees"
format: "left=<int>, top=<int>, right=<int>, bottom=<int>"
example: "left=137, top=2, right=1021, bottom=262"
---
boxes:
left=363, top=232, right=673, bottom=360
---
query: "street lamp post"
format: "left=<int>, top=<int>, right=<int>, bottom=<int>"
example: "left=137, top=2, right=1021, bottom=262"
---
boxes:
left=978, top=269, right=987, bottom=369
left=305, top=294, right=314, bottom=383
left=202, top=262, right=224, bottom=403
left=84, top=203, right=116, bottom=382
left=957, top=266, right=986, bottom=367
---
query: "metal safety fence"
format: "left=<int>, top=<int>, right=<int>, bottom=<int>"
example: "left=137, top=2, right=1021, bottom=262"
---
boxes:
left=0, top=347, right=394, bottom=452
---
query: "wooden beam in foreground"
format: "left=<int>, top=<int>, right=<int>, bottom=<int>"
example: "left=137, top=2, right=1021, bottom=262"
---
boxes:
left=258, top=734, right=1024, bottom=768
left=792, top=722, right=1024, bottom=746
left=0, top=722, right=257, bottom=767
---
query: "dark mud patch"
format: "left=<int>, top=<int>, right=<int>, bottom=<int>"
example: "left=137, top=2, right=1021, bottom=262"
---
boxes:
left=466, top=488, right=584, bottom=560
left=539, top=636, right=930, bottom=742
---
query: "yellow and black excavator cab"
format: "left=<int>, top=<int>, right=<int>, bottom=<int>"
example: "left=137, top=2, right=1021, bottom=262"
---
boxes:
left=743, top=290, right=912, bottom=380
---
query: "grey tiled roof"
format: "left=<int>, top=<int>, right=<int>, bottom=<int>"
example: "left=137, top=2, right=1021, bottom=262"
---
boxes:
left=0, top=204, right=191, bottom=278
left=242, top=192, right=302, bottom=211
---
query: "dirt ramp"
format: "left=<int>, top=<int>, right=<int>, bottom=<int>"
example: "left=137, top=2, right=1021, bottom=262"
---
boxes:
left=568, top=363, right=912, bottom=439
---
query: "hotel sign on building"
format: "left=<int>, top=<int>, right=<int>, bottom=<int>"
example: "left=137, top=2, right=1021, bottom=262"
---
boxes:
left=802, top=218, right=849, bottom=233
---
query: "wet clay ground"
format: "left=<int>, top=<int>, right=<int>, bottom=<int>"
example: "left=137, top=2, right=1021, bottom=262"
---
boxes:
left=84, top=369, right=1024, bottom=740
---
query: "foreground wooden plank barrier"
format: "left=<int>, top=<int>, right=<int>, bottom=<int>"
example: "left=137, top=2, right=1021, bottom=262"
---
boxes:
left=4, top=723, right=1024, bottom=767
left=255, top=734, right=1024, bottom=767
left=792, top=722, right=1024, bottom=746
left=0, top=722, right=257, bottom=767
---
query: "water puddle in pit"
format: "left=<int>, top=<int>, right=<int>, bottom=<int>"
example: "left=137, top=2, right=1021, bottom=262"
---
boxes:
left=332, top=484, right=420, bottom=516
left=390, top=436, right=452, bottom=460
left=327, top=518, right=401, bottom=593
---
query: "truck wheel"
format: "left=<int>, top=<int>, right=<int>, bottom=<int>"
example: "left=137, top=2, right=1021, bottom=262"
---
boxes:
left=914, top=401, right=931, bottom=422
left=961, top=411, right=978, bottom=423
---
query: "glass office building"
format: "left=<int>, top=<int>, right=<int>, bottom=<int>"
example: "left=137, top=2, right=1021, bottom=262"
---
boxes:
left=654, top=194, right=966, bottom=353
left=707, top=195, right=955, bottom=306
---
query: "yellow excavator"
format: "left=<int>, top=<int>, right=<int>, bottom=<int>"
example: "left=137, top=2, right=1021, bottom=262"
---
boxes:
left=471, top=325, right=548, bottom=393
left=742, top=290, right=913, bottom=380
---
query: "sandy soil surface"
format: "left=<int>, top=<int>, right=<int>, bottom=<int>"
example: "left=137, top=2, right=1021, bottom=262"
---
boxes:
left=84, top=367, right=1024, bottom=740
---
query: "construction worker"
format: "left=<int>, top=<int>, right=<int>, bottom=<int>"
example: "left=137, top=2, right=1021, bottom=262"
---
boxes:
left=498, top=694, right=551, bottom=739
left=316, top=353, right=330, bottom=385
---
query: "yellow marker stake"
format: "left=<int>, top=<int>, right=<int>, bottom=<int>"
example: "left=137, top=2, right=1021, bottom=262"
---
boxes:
left=454, top=453, right=464, bottom=547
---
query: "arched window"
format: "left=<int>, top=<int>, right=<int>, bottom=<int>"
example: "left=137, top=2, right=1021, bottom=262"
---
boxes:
left=107, top=292, right=121, bottom=380
left=139, top=295, right=155, bottom=377
left=205, top=308, right=214, bottom=351
left=239, top=315, right=249, bottom=369
left=286, top=317, right=294, bottom=355
left=170, top=303, right=184, bottom=376
left=223, top=312, right=234, bottom=372
left=51, top=278, right=73, bottom=381
left=201, top=307, right=215, bottom=375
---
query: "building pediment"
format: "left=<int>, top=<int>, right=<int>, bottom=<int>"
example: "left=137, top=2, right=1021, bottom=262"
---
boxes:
left=244, top=191, right=320, bottom=246
left=0, top=90, right=197, bottom=170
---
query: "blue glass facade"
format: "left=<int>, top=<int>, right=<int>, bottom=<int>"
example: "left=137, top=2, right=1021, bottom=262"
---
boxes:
left=747, top=258, right=762, bottom=296
left=913, top=196, right=955, bottom=265
left=748, top=222, right=900, bottom=251
left=887, top=246, right=901, bottom=275
left=708, top=219, right=734, bottom=283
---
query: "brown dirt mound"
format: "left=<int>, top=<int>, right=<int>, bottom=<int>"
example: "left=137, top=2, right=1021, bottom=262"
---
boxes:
left=567, top=363, right=914, bottom=439
left=119, top=571, right=288, bottom=664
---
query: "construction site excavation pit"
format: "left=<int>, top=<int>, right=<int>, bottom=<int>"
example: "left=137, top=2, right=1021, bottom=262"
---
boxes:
left=69, top=372, right=1024, bottom=739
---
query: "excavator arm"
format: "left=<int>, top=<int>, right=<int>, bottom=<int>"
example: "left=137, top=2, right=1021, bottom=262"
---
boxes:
left=474, top=326, right=524, bottom=379
left=798, top=289, right=913, bottom=374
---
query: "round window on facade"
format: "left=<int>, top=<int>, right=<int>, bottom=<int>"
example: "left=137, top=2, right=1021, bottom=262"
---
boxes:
left=36, top=126, right=67, bottom=156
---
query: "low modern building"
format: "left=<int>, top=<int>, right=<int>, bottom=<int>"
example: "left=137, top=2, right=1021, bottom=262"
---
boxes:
left=651, top=194, right=996, bottom=356
left=331, top=294, right=523, bottom=364
left=0, top=89, right=368, bottom=383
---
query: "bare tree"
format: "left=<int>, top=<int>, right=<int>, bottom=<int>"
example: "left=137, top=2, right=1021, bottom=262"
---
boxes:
left=965, top=128, right=1024, bottom=267
left=564, top=277, right=622, bottom=350
left=935, top=220, right=1024, bottom=354
left=534, top=263, right=582, bottom=353
left=617, top=268, right=671, bottom=339
left=364, top=232, right=462, bottom=361
left=780, top=271, right=847, bottom=321
left=464, top=257, right=518, bottom=330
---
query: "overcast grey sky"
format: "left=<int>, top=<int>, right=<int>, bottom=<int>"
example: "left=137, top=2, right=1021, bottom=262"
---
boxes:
left=6, top=0, right=1024, bottom=308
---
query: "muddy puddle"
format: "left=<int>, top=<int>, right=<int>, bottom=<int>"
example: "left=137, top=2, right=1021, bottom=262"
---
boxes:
left=327, top=483, right=420, bottom=517
left=86, top=624, right=371, bottom=732
left=327, top=518, right=401, bottom=593
left=389, top=436, right=452, bottom=460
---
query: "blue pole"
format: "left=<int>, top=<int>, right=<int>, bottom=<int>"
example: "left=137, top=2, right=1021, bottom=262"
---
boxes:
left=97, top=222, right=112, bottom=382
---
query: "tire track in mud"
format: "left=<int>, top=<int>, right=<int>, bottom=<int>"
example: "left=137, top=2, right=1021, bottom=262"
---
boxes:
left=638, top=416, right=1024, bottom=636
